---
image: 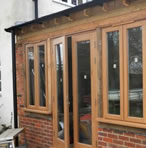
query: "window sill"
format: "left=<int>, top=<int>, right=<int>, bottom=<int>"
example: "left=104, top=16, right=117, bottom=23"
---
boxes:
left=53, top=0, right=75, bottom=7
left=24, top=108, right=51, bottom=115
left=97, top=118, right=146, bottom=129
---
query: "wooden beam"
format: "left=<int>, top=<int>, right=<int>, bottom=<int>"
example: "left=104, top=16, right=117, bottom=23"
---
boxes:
left=67, top=16, right=73, bottom=21
left=83, top=9, right=89, bottom=17
left=54, top=18, right=59, bottom=25
left=122, top=0, right=130, bottom=7
left=41, top=22, right=46, bottom=28
left=20, top=29, right=25, bottom=34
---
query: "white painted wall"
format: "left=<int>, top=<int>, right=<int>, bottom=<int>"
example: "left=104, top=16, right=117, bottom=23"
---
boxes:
left=0, top=0, right=71, bottom=127
left=0, top=0, right=34, bottom=127
left=38, top=0, right=71, bottom=17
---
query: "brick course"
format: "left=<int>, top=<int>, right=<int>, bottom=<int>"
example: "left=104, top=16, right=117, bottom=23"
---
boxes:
left=98, top=128, right=146, bottom=148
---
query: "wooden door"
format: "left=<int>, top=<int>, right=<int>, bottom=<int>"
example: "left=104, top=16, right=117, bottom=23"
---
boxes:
left=52, top=36, right=70, bottom=148
left=72, top=31, right=97, bottom=148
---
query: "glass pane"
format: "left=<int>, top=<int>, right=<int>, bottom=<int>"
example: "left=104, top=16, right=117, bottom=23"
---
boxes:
left=38, top=45, right=46, bottom=107
left=28, top=47, right=35, bottom=105
left=77, top=40, right=92, bottom=145
left=56, top=44, right=64, bottom=140
left=107, top=31, right=120, bottom=115
left=128, top=26, right=143, bottom=118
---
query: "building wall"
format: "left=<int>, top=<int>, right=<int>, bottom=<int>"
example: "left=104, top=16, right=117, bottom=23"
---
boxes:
left=0, top=0, right=71, bottom=127
left=38, top=0, right=71, bottom=17
left=14, top=0, right=146, bottom=147
left=98, top=127, right=146, bottom=148
left=0, top=0, right=34, bottom=127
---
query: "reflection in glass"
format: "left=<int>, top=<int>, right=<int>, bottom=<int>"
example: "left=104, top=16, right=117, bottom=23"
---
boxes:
left=128, top=27, right=143, bottom=118
left=38, top=45, right=46, bottom=107
left=77, top=40, right=92, bottom=145
left=28, top=47, right=35, bottom=105
left=56, top=44, right=64, bottom=140
left=107, top=31, right=120, bottom=115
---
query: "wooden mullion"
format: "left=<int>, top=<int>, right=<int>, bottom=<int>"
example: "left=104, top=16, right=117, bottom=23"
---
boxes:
left=119, top=26, right=124, bottom=120
left=25, top=46, right=29, bottom=109
left=91, top=31, right=98, bottom=148
left=36, top=41, right=49, bottom=111
left=34, top=44, right=39, bottom=109
left=47, top=39, right=51, bottom=113
left=142, top=22, right=146, bottom=123
left=96, top=28, right=102, bottom=148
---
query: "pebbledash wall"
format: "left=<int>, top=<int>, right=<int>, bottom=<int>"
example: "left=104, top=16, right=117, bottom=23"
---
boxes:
left=12, top=0, right=146, bottom=148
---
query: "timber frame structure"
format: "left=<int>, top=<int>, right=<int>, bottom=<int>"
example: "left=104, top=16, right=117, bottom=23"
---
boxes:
left=5, top=0, right=146, bottom=148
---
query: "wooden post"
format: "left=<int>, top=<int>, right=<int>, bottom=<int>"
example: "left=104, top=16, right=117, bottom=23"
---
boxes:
left=83, top=9, right=89, bottom=17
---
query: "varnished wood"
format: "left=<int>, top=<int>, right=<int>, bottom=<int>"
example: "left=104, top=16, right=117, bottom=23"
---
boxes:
left=122, top=0, right=130, bottom=7
left=102, top=26, right=124, bottom=120
left=54, top=18, right=59, bottom=25
left=96, top=28, right=102, bottom=148
left=97, top=118, right=146, bottom=129
left=52, top=36, right=69, bottom=148
left=25, top=41, right=50, bottom=113
left=72, top=31, right=96, bottom=148
left=83, top=9, right=89, bottom=17
left=123, top=20, right=146, bottom=123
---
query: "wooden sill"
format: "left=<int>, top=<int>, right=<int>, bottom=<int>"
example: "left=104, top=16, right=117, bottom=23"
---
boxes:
left=97, top=118, right=146, bottom=129
left=24, top=108, right=51, bottom=115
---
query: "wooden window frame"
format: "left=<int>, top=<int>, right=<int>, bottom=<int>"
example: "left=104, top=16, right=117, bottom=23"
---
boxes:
left=25, top=40, right=51, bottom=114
left=123, top=21, right=146, bottom=123
left=102, top=20, right=146, bottom=124
left=102, top=26, right=124, bottom=121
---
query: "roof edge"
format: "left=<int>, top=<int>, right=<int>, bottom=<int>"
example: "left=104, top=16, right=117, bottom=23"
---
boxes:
left=5, top=0, right=109, bottom=33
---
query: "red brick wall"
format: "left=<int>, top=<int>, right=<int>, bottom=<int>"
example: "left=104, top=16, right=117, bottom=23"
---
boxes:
left=19, top=116, right=53, bottom=148
left=16, top=42, right=146, bottom=148
left=98, top=127, right=146, bottom=148
left=16, top=43, right=54, bottom=148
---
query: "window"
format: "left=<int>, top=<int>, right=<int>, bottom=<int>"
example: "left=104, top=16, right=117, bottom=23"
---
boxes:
left=102, top=21, right=146, bottom=124
left=25, top=41, right=51, bottom=113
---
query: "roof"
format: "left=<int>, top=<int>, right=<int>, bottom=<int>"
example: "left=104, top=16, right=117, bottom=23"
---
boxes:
left=5, top=0, right=109, bottom=33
